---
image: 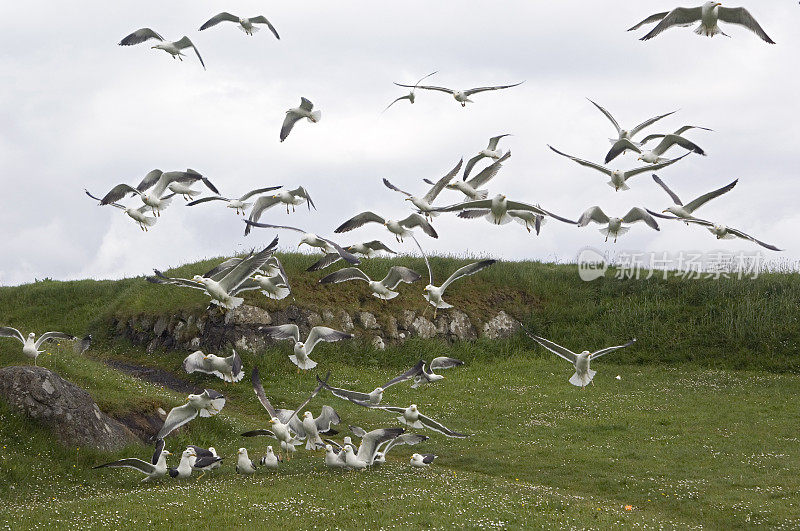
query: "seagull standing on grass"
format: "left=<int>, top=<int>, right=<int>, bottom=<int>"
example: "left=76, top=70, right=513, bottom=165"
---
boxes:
left=199, top=13, right=280, bottom=39
left=280, top=98, right=321, bottom=142
left=393, top=81, right=524, bottom=107
left=189, top=446, right=223, bottom=478
left=259, top=447, right=281, bottom=469
left=364, top=403, right=469, bottom=438
left=236, top=448, right=257, bottom=475
left=156, top=389, right=226, bottom=439
left=92, top=439, right=171, bottom=482
left=384, top=71, right=438, bottom=112
left=383, top=159, right=463, bottom=219
left=577, top=206, right=660, bottom=242
left=0, top=327, right=76, bottom=365
left=629, top=2, right=775, bottom=43
left=260, top=324, right=353, bottom=370
left=524, top=330, right=636, bottom=389
left=186, top=186, right=283, bottom=215
left=118, top=29, right=207, bottom=68
left=182, top=350, right=244, bottom=383
left=169, top=448, right=197, bottom=478
left=410, top=453, right=438, bottom=468
left=318, top=266, right=422, bottom=301
left=651, top=175, right=737, bottom=219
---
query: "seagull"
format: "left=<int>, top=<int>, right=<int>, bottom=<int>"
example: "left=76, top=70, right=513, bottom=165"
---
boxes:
left=168, top=448, right=196, bottom=478
left=317, top=363, right=428, bottom=406
left=307, top=240, right=397, bottom=272
left=364, top=404, right=469, bottom=438
left=524, top=330, right=636, bottom=389
left=629, top=2, right=775, bottom=43
left=638, top=125, right=713, bottom=149
left=96, top=169, right=219, bottom=215
left=433, top=151, right=511, bottom=201
left=577, top=206, right=660, bottom=242
left=334, top=211, right=438, bottom=242
left=652, top=175, right=737, bottom=219
left=646, top=211, right=782, bottom=250
left=462, top=135, right=511, bottom=180
left=252, top=257, right=292, bottom=300
left=383, top=159, right=463, bottom=218
left=373, top=432, right=429, bottom=464
left=384, top=71, right=438, bottom=112
left=410, top=453, right=438, bottom=468
left=259, top=324, right=353, bottom=370
left=280, top=98, right=321, bottom=142
left=119, top=29, right=207, bottom=69
left=301, top=407, right=342, bottom=450
left=324, top=444, right=348, bottom=469
left=409, top=357, right=464, bottom=388
left=244, top=187, right=316, bottom=234
left=182, top=350, right=244, bottom=383
left=186, top=186, right=283, bottom=215
left=626, top=134, right=705, bottom=164
left=432, top=193, right=576, bottom=226
left=258, top=446, right=281, bottom=469
left=242, top=367, right=328, bottom=459
left=318, top=266, right=422, bottom=301
left=189, top=446, right=223, bottom=478
left=586, top=99, right=677, bottom=164
left=74, top=334, right=92, bottom=355
left=242, top=222, right=360, bottom=266
left=156, top=389, right=226, bottom=439
left=147, top=238, right=279, bottom=309
left=393, top=81, right=524, bottom=107
left=548, top=146, right=688, bottom=191
left=343, top=428, right=405, bottom=468
left=199, top=13, right=280, bottom=39
left=92, top=439, right=171, bottom=482
left=0, top=327, right=76, bottom=365
left=236, top=448, right=257, bottom=475
left=84, top=189, right=161, bottom=231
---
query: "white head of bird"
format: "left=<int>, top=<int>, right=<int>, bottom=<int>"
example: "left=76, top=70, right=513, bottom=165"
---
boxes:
left=325, top=444, right=333, bottom=452
left=269, top=417, right=279, bottom=425
left=192, top=275, right=206, bottom=285
left=237, top=448, right=246, bottom=455
left=409, top=404, right=418, bottom=412
left=27, top=332, right=35, bottom=340
left=303, top=411, right=313, bottom=420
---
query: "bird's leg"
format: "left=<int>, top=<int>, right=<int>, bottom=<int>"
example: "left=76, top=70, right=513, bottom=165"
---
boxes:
left=604, top=234, right=609, bottom=242
left=433, top=307, right=438, bottom=320
left=198, top=470, right=205, bottom=479
left=614, top=235, right=618, bottom=243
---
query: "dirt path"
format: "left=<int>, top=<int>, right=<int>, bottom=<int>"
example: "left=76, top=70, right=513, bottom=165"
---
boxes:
left=104, top=359, right=197, bottom=394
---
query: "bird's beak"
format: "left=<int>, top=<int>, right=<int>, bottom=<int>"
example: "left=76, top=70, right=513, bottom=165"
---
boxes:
left=166, top=451, right=172, bottom=456
left=662, top=209, right=668, bottom=213
left=404, top=198, right=411, bottom=201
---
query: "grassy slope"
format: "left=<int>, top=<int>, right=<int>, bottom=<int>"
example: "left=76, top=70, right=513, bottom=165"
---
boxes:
left=1, top=256, right=799, bottom=528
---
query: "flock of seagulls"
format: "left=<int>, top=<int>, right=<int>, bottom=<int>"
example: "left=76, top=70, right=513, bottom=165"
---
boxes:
left=1, top=2, right=784, bottom=483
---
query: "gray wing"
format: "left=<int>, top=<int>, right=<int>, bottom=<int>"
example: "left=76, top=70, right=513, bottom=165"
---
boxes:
left=249, top=16, right=280, bottom=39
left=409, top=234, right=433, bottom=284
left=416, top=412, right=469, bottom=438
left=251, top=367, right=277, bottom=417
left=604, top=140, right=634, bottom=165
left=349, top=425, right=367, bottom=438
left=718, top=7, right=775, bottom=43
left=199, top=12, right=239, bottom=30
left=245, top=196, right=281, bottom=234
left=286, top=372, right=330, bottom=424
left=315, top=405, right=341, bottom=432
left=92, top=458, right=156, bottom=474
left=320, top=377, right=373, bottom=403
left=577, top=206, right=610, bottom=227
left=289, top=186, right=316, bottom=210
left=365, top=240, right=396, bottom=253
left=625, top=154, right=689, bottom=178
left=652, top=175, right=683, bottom=205
left=467, top=151, right=510, bottom=188
left=591, top=339, right=637, bottom=360
left=305, top=327, right=353, bottom=354
left=487, top=134, right=510, bottom=151
left=463, top=82, right=523, bottom=96
left=381, top=266, right=422, bottom=289
left=203, top=257, right=244, bottom=280
left=74, top=334, right=92, bottom=354
left=100, top=184, right=142, bottom=205
left=173, top=37, right=205, bottom=69
left=383, top=360, right=425, bottom=388
left=627, top=11, right=669, bottom=31
left=242, top=221, right=305, bottom=235
left=187, top=445, right=213, bottom=459
left=423, top=159, right=462, bottom=203
left=306, top=253, right=341, bottom=272
left=503, top=200, right=576, bottom=225
left=318, top=236, right=360, bottom=265
left=394, top=84, right=454, bottom=94
left=429, top=357, right=464, bottom=371
left=239, top=186, right=283, bottom=201
left=280, top=112, right=303, bottom=142
left=432, top=198, right=493, bottom=213
left=156, top=403, right=199, bottom=439
left=182, top=351, right=208, bottom=374
left=0, top=327, right=24, bottom=344
left=383, top=94, right=412, bottom=112
left=621, top=208, right=660, bottom=230
left=586, top=99, right=621, bottom=135
left=261, top=324, right=301, bottom=343
left=639, top=7, right=703, bottom=40
left=335, top=211, right=387, bottom=233
left=548, top=145, right=612, bottom=177
left=227, top=350, right=243, bottom=380
left=219, top=238, right=279, bottom=293
left=135, top=169, right=165, bottom=192
left=725, top=228, right=782, bottom=251
left=85, top=188, right=124, bottom=210
left=356, top=428, right=405, bottom=463
left=630, top=110, right=678, bottom=137
left=299, top=98, right=314, bottom=112
left=383, top=178, right=412, bottom=197
left=152, top=438, right=165, bottom=465
left=382, top=433, right=428, bottom=455
left=523, top=329, right=578, bottom=363
left=457, top=209, right=489, bottom=219
left=319, top=267, right=371, bottom=284
left=147, top=270, right=205, bottom=290
left=119, top=28, right=164, bottom=46
left=684, top=179, right=738, bottom=213
left=462, top=154, right=485, bottom=181
left=399, top=213, right=438, bottom=238
left=186, top=196, right=230, bottom=206
left=440, top=260, right=496, bottom=292
left=651, top=135, right=704, bottom=157
left=35, top=332, right=76, bottom=348
left=671, top=125, right=712, bottom=136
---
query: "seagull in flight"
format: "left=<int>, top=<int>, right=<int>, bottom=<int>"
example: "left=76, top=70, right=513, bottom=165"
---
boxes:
left=319, top=266, right=422, bottom=301
left=363, top=403, right=469, bottom=438
left=260, top=324, right=353, bottom=370
left=182, top=350, right=244, bottom=383
left=383, top=159, right=463, bottom=219
left=156, top=389, right=226, bottom=439
left=306, top=240, right=397, bottom=272
left=646, top=211, right=782, bottom=250
left=577, top=206, right=660, bottom=242
left=280, top=98, right=321, bottom=142
left=433, top=151, right=511, bottom=201
left=242, top=221, right=360, bottom=266
left=0, top=327, right=76, bottom=365
left=199, top=12, right=280, bottom=39
left=244, top=187, right=316, bottom=234
left=186, top=186, right=283, bottom=215
left=651, top=175, right=737, bottom=219
left=462, top=135, right=511, bottom=180
left=334, top=211, right=438, bottom=242
left=393, top=81, right=524, bottom=107
left=384, top=71, right=438, bottom=112
left=118, top=29, right=206, bottom=69
left=92, top=439, right=172, bottom=482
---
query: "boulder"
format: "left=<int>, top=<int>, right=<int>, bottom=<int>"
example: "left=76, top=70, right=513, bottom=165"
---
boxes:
left=226, top=304, right=272, bottom=326
left=483, top=311, right=520, bottom=339
left=359, top=312, right=380, bottom=330
left=448, top=310, right=477, bottom=340
left=411, top=316, right=436, bottom=339
left=0, top=366, right=138, bottom=451
left=371, top=336, right=386, bottom=350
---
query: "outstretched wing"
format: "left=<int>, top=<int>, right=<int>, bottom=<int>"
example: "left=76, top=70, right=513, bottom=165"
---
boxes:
left=639, top=7, right=702, bottom=40
left=627, top=11, right=670, bottom=31
left=289, top=186, right=315, bottom=210
left=625, top=154, right=689, bottom=178
left=651, top=134, right=704, bottom=157
left=199, top=12, right=239, bottom=30
left=249, top=16, right=280, bottom=39
left=394, top=84, right=453, bottom=94
left=382, top=433, right=428, bottom=455
left=382, top=178, right=412, bottom=197
left=173, top=37, right=205, bottom=69
left=726, top=227, right=782, bottom=251
left=429, top=357, right=464, bottom=371
left=718, top=7, right=775, bottom=44
left=356, top=428, right=405, bottom=463
left=684, top=179, right=738, bottom=214
left=462, top=154, right=486, bottom=182
left=630, top=110, right=678, bottom=138
left=577, top=206, right=609, bottom=227
left=306, top=253, right=342, bottom=272
left=621, top=208, right=660, bottom=230
left=251, top=367, right=277, bottom=418
left=318, top=267, right=371, bottom=284
left=92, top=458, right=156, bottom=475
left=0, top=327, right=24, bottom=344
left=319, top=377, right=373, bottom=403
left=305, top=327, right=353, bottom=354
left=261, top=324, right=301, bottom=343
left=463, top=82, right=523, bottom=96
left=467, top=151, right=510, bottom=188
left=119, top=28, right=164, bottom=46
left=417, top=412, right=469, bottom=438
left=399, top=213, right=438, bottom=238
left=382, top=94, right=411, bottom=112
left=335, top=212, right=385, bottom=233
left=548, top=145, right=612, bottom=177
left=523, top=329, right=578, bottom=364
left=591, top=339, right=637, bottom=360
left=440, top=260, right=496, bottom=292
left=423, top=159, right=463, bottom=203
left=365, top=240, right=396, bottom=253
left=280, top=112, right=303, bottom=142
left=99, top=184, right=142, bottom=205
left=156, top=403, right=199, bottom=439
left=381, top=266, right=422, bottom=289
left=240, top=186, right=283, bottom=201
left=245, top=196, right=281, bottom=234
left=383, top=360, right=425, bottom=388
left=315, top=405, right=341, bottom=433
left=652, top=174, right=683, bottom=205
left=586, top=98, right=621, bottom=135
left=35, top=332, right=76, bottom=348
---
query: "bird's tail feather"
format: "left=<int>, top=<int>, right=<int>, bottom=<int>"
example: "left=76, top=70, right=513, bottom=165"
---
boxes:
left=309, top=110, right=322, bottom=122
left=485, top=212, right=513, bottom=225
left=475, top=189, right=489, bottom=200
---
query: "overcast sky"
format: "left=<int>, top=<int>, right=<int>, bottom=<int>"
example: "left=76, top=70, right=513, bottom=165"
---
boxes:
left=1, top=1, right=798, bottom=286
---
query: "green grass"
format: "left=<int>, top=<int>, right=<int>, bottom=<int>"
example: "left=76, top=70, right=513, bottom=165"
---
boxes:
left=1, top=255, right=799, bottom=528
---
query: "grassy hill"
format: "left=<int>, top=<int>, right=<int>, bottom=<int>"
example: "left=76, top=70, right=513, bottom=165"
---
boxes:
left=1, top=254, right=799, bottom=528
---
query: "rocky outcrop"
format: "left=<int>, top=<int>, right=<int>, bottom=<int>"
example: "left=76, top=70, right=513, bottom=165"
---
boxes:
left=0, top=366, right=138, bottom=451
left=114, top=304, right=521, bottom=354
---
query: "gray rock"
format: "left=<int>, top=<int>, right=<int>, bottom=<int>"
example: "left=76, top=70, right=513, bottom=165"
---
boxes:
left=448, top=310, right=476, bottom=340
left=153, top=316, right=169, bottom=337
left=400, top=310, right=416, bottom=329
left=483, top=311, right=520, bottom=339
left=371, top=336, right=386, bottom=350
left=227, top=305, right=272, bottom=326
left=411, top=316, right=436, bottom=339
left=338, top=311, right=354, bottom=332
left=359, top=312, right=380, bottom=330
left=307, top=312, right=323, bottom=327
left=0, top=366, right=138, bottom=451
left=322, top=309, right=335, bottom=323
left=385, top=316, right=400, bottom=339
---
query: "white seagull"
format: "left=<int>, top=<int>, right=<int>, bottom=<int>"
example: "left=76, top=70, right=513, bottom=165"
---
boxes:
left=260, top=324, right=353, bottom=370
left=259, top=447, right=281, bottom=469
left=383, top=159, right=463, bottom=218
left=629, top=2, right=775, bottom=43
left=96, top=169, right=219, bottom=215
left=393, top=81, right=524, bottom=107
left=384, top=71, right=438, bottom=112
left=652, top=175, right=737, bottom=219
left=462, top=135, right=511, bottom=180
left=156, top=389, right=226, bottom=439
left=373, top=433, right=429, bottom=464
left=335, top=211, right=438, bottom=242
left=432, top=193, right=576, bottom=227
left=252, top=257, right=292, bottom=300
left=92, top=439, right=171, bottom=482
left=525, top=330, right=636, bottom=389
left=199, top=13, right=280, bottom=39
left=186, top=186, right=283, bottom=215
left=182, top=350, right=244, bottom=383
left=280, top=98, right=321, bottom=142
left=235, top=448, right=257, bottom=475
left=434, top=151, right=511, bottom=201
left=245, top=187, right=316, bottom=234
left=168, top=448, right=197, bottom=479
left=119, top=29, right=206, bottom=69
left=324, top=444, right=348, bottom=469
left=242, top=221, right=360, bottom=266
left=577, top=206, right=660, bottom=242
left=307, top=240, right=397, bottom=272
left=318, top=266, right=422, bottom=301
left=84, top=189, right=161, bottom=231
left=318, top=366, right=430, bottom=406
left=410, top=453, right=438, bottom=468
left=300, top=407, right=342, bottom=450
left=343, top=428, right=405, bottom=468
left=0, top=327, right=76, bottom=365
left=548, top=145, right=688, bottom=191
left=366, top=404, right=469, bottom=438
left=646, top=211, right=782, bottom=251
